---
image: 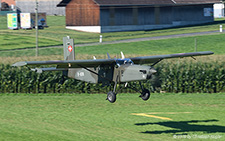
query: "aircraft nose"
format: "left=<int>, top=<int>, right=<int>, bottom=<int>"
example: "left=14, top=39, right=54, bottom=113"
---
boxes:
left=147, top=68, right=157, bottom=79
left=149, top=68, right=157, bottom=74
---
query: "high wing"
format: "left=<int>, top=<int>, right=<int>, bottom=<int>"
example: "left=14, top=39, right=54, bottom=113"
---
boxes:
left=12, top=51, right=214, bottom=69
left=130, top=51, right=214, bottom=65
left=12, top=59, right=116, bottom=68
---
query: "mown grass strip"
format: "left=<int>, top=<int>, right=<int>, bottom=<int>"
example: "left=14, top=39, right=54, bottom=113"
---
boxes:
left=0, top=93, right=224, bottom=140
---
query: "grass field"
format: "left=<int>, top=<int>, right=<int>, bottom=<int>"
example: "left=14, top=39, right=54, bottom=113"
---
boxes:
left=0, top=93, right=224, bottom=140
left=0, top=33, right=225, bottom=61
left=1, top=15, right=225, bottom=64
left=1, top=15, right=225, bottom=140
left=1, top=15, right=225, bottom=50
left=0, top=33, right=225, bottom=64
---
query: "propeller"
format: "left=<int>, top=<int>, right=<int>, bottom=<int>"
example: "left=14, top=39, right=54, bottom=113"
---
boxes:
left=107, top=53, right=111, bottom=59
left=147, top=67, right=157, bottom=79
left=121, top=51, right=125, bottom=59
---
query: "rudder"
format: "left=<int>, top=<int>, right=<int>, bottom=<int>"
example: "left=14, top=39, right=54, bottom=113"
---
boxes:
left=63, top=36, right=75, bottom=60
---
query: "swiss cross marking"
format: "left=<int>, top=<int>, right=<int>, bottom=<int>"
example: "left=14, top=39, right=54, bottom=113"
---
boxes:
left=68, top=45, right=73, bottom=52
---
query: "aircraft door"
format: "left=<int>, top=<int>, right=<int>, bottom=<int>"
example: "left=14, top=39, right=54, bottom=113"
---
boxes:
left=98, top=65, right=114, bottom=86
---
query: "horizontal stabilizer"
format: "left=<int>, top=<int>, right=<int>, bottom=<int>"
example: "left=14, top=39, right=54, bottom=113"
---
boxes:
left=31, top=67, right=68, bottom=73
left=12, top=61, right=27, bottom=67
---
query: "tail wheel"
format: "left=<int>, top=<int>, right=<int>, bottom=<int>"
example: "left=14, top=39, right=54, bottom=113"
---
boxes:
left=107, top=91, right=116, bottom=103
left=140, top=89, right=150, bottom=101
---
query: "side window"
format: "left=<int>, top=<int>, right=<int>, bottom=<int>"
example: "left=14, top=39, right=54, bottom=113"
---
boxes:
left=121, top=70, right=124, bottom=77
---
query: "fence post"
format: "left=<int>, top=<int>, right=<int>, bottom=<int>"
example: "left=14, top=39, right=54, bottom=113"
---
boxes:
left=220, top=25, right=223, bottom=32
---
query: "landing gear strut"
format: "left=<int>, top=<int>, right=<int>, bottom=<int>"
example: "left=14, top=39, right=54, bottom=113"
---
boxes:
left=106, top=75, right=118, bottom=103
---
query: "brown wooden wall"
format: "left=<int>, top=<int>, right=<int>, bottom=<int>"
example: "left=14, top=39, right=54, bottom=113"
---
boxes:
left=66, top=0, right=100, bottom=26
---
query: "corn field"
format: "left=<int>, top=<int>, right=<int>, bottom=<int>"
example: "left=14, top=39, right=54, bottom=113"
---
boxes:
left=158, top=61, right=225, bottom=93
left=0, top=61, right=224, bottom=94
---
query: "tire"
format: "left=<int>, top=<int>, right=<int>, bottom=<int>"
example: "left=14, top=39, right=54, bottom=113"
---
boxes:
left=141, top=89, right=150, bottom=101
left=107, top=91, right=116, bottom=103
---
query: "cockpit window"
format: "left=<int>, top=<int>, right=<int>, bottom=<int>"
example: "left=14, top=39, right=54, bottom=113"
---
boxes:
left=116, top=59, right=134, bottom=66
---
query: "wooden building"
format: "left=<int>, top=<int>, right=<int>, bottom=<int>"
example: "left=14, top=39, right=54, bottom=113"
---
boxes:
left=57, top=0, right=221, bottom=33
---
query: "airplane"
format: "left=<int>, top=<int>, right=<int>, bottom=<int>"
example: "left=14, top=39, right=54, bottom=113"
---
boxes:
left=12, top=37, right=214, bottom=103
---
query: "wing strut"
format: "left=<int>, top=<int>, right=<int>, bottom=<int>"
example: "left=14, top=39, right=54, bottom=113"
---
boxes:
left=151, top=59, right=163, bottom=66
left=191, top=56, right=196, bottom=60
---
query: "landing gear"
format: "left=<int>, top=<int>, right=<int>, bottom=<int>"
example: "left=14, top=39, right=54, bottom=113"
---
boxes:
left=106, top=75, right=118, bottom=103
left=106, top=77, right=151, bottom=103
left=138, top=82, right=150, bottom=101
left=107, top=91, right=116, bottom=103
left=140, top=89, right=150, bottom=101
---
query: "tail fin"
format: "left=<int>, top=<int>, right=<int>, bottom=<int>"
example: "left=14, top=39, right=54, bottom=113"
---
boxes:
left=63, top=36, right=75, bottom=60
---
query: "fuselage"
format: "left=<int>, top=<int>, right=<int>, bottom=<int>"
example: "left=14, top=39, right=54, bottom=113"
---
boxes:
left=67, top=58, right=156, bottom=85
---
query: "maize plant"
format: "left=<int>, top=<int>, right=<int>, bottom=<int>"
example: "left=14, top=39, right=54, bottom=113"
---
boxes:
left=0, top=62, right=224, bottom=94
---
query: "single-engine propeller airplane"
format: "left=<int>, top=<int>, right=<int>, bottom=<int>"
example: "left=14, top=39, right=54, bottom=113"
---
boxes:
left=12, top=37, right=214, bottom=103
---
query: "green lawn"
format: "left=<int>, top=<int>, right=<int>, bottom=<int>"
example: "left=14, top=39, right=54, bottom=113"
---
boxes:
left=1, top=15, right=224, bottom=141
left=1, top=15, right=225, bottom=50
left=1, top=33, right=225, bottom=59
left=0, top=93, right=224, bottom=140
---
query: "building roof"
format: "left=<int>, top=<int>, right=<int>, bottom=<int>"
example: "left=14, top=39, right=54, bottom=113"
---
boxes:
left=2, top=0, right=16, bottom=6
left=174, top=0, right=221, bottom=4
left=57, top=0, right=70, bottom=7
left=57, top=0, right=221, bottom=7
left=93, top=0, right=174, bottom=5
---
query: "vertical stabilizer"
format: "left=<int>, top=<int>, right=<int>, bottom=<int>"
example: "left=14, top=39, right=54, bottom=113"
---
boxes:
left=63, top=36, right=75, bottom=60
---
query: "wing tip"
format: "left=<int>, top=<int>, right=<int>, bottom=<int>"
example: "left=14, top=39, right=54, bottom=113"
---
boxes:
left=197, top=51, right=214, bottom=56
left=207, top=51, right=214, bottom=55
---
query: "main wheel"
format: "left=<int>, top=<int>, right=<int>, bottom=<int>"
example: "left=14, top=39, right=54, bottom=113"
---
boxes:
left=107, top=91, right=116, bottom=103
left=140, top=89, right=150, bottom=101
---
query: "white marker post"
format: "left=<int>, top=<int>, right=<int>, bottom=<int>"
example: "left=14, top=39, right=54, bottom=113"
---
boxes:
left=99, top=35, right=103, bottom=43
left=220, top=25, right=223, bottom=32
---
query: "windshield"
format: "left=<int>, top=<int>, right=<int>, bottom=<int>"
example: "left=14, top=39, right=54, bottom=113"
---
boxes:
left=116, top=59, right=134, bottom=66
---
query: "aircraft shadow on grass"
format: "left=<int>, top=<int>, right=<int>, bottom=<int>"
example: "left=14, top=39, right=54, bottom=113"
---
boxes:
left=135, top=119, right=225, bottom=134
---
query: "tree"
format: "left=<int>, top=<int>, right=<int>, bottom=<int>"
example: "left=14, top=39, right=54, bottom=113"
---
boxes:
left=1, top=2, right=10, bottom=11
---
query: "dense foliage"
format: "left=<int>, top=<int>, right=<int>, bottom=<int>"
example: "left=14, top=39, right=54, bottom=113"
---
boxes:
left=0, top=62, right=224, bottom=94
left=156, top=61, right=225, bottom=93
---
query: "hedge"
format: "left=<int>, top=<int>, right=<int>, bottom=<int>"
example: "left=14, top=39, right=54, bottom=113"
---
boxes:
left=0, top=61, right=224, bottom=94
